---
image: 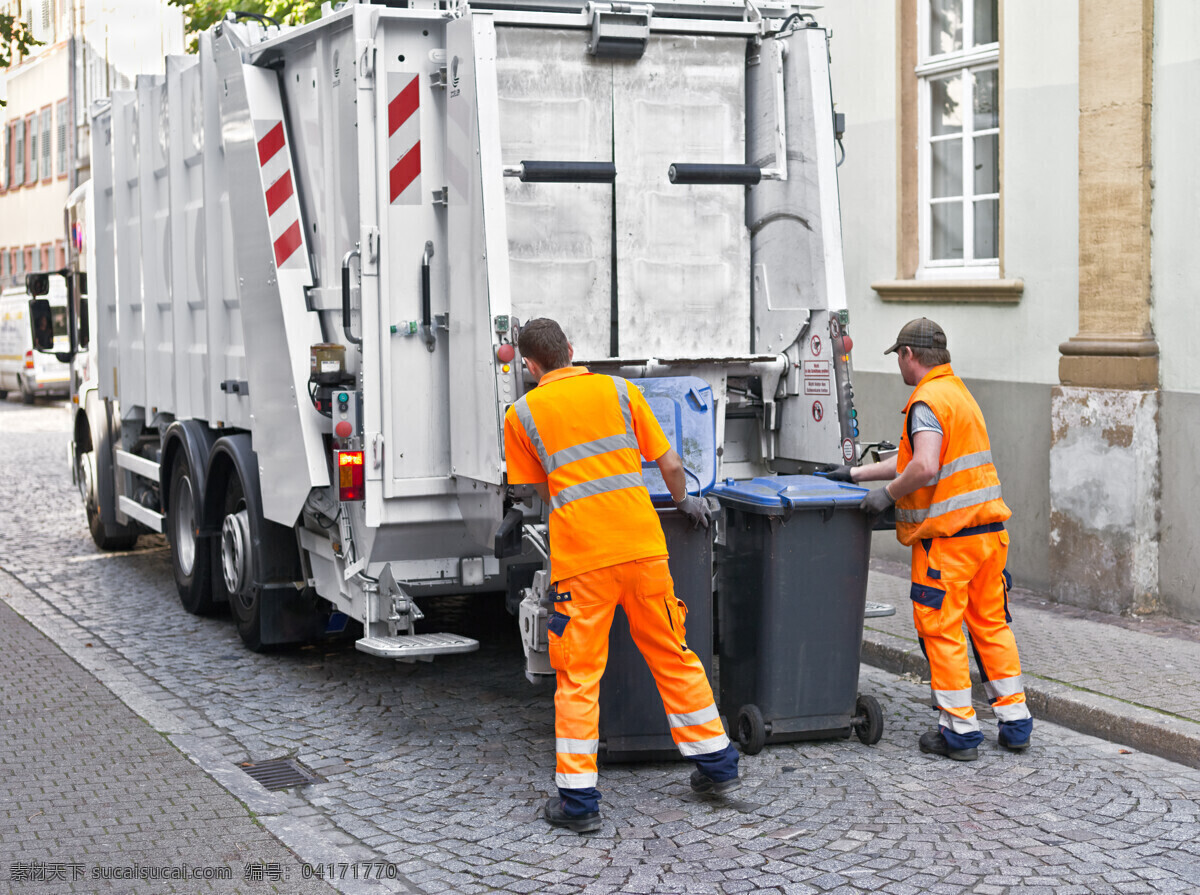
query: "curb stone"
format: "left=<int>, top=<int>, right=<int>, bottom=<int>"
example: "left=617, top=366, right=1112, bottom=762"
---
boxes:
left=860, top=630, right=1200, bottom=770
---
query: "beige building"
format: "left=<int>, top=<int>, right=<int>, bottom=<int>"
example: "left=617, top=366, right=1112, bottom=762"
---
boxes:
left=824, top=0, right=1200, bottom=620
left=0, top=0, right=182, bottom=288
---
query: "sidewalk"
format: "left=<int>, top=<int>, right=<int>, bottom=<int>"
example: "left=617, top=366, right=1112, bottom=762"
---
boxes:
left=0, top=571, right=373, bottom=895
left=862, top=559, right=1200, bottom=769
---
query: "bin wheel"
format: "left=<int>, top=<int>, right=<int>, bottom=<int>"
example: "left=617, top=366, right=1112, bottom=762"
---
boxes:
left=853, top=694, right=883, bottom=745
left=736, top=705, right=767, bottom=755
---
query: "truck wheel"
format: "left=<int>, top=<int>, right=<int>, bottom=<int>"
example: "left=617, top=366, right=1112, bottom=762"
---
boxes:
left=168, top=456, right=218, bottom=615
left=0, top=389, right=8, bottom=399
left=19, top=377, right=35, bottom=405
left=79, top=448, right=139, bottom=551
left=214, top=473, right=264, bottom=651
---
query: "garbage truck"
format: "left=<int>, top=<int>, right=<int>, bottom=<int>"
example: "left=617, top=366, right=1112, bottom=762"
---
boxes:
left=28, top=0, right=863, bottom=661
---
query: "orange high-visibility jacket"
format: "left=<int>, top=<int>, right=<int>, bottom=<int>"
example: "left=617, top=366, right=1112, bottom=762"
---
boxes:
left=503, top=366, right=671, bottom=582
left=894, top=364, right=1011, bottom=545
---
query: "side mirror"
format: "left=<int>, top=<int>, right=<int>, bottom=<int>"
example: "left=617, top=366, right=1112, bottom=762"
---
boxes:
left=26, top=272, right=50, bottom=297
left=29, top=299, right=55, bottom=351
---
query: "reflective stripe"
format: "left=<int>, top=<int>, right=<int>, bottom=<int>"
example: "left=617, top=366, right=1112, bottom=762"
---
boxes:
left=993, top=702, right=1032, bottom=722
left=556, top=771, right=598, bottom=789
left=677, top=733, right=731, bottom=757
left=667, top=703, right=720, bottom=730
left=937, top=450, right=993, bottom=482
left=922, top=451, right=995, bottom=488
left=550, top=472, right=646, bottom=511
left=556, top=738, right=599, bottom=755
left=982, top=674, right=1024, bottom=701
left=933, top=687, right=973, bottom=710
left=613, top=376, right=634, bottom=435
left=939, top=709, right=980, bottom=734
left=896, top=484, right=1005, bottom=524
left=513, top=395, right=550, bottom=469
left=547, top=432, right=640, bottom=473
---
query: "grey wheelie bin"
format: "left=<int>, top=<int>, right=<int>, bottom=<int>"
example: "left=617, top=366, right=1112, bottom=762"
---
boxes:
left=712, top=475, right=883, bottom=754
left=598, top=376, right=718, bottom=762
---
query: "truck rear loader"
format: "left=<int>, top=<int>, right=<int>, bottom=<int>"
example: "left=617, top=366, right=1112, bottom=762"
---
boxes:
left=28, top=0, right=864, bottom=666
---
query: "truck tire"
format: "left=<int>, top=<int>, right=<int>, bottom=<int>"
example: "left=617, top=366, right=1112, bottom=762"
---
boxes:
left=0, top=389, right=8, bottom=399
left=213, top=472, right=265, bottom=651
left=19, top=377, right=35, bottom=405
left=78, top=446, right=139, bottom=551
left=168, top=455, right=218, bottom=615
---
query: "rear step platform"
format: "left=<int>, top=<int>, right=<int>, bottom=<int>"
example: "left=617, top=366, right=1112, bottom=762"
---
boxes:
left=355, top=633, right=480, bottom=661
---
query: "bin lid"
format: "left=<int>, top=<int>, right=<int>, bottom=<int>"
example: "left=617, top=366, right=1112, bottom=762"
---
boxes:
left=712, top=475, right=868, bottom=515
left=631, top=376, right=717, bottom=504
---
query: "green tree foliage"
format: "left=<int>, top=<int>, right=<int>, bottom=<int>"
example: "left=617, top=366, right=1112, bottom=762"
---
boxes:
left=169, top=0, right=323, bottom=52
left=1, top=12, right=42, bottom=104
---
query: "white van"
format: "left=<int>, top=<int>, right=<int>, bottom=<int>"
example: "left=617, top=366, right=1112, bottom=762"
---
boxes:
left=0, top=284, right=71, bottom=403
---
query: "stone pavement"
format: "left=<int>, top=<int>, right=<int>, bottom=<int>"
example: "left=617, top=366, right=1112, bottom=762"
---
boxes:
left=5, top=398, right=1200, bottom=894
left=861, top=559, right=1200, bottom=770
left=0, top=576, right=367, bottom=895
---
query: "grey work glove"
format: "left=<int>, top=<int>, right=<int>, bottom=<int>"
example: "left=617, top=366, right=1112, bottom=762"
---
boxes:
left=674, top=494, right=712, bottom=529
left=860, top=486, right=896, bottom=517
left=816, top=463, right=855, bottom=483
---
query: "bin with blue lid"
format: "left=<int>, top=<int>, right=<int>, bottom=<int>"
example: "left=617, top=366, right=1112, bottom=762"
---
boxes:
left=712, top=475, right=884, bottom=753
left=598, top=376, right=718, bottom=761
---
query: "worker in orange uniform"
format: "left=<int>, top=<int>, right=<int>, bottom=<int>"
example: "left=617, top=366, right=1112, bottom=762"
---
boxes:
left=823, top=318, right=1032, bottom=761
left=504, top=318, right=740, bottom=833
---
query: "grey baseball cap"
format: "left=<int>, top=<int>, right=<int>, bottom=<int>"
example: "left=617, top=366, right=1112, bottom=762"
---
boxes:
left=884, top=317, right=947, bottom=354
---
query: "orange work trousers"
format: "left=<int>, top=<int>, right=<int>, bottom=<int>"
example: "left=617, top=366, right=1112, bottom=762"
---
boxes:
left=547, top=557, right=730, bottom=797
left=910, top=527, right=1032, bottom=750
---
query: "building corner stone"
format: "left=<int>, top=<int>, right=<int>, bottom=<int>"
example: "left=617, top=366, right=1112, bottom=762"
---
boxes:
left=1049, top=387, right=1160, bottom=615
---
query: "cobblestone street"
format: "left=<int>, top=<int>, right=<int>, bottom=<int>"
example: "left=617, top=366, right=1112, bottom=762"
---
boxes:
left=3, top=398, right=1200, bottom=894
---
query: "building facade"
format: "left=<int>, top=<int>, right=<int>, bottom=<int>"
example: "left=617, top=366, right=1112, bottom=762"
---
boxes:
left=0, top=0, right=182, bottom=288
left=824, top=0, right=1200, bottom=620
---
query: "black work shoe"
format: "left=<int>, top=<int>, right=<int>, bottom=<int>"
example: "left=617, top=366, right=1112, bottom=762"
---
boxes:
left=918, top=729, right=978, bottom=762
left=999, top=734, right=1031, bottom=753
left=543, top=797, right=601, bottom=834
left=689, top=769, right=742, bottom=796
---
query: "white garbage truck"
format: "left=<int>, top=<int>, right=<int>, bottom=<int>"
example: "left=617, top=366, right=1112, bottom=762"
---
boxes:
left=29, top=0, right=862, bottom=658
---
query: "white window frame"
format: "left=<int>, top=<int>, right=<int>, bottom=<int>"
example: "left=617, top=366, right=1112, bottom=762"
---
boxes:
left=27, top=115, right=37, bottom=184
left=916, top=0, right=1000, bottom=279
left=14, top=120, right=25, bottom=186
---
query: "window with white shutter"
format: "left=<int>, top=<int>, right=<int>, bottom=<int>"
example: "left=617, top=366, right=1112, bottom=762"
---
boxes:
left=41, top=108, right=52, bottom=181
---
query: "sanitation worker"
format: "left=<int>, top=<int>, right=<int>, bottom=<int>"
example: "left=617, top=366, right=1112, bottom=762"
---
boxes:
left=823, top=318, right=1033, bottom=761
left=504, top=317, right=740, bottom=833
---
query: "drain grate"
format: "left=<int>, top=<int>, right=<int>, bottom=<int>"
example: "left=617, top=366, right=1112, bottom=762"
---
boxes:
left=239, top=757, right=323, bottom=791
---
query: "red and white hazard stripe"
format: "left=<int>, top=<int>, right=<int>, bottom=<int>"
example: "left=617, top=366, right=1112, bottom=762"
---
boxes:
left=256, top=119, right=305, bottom=268
left=388, top=74, right=421, bottom=205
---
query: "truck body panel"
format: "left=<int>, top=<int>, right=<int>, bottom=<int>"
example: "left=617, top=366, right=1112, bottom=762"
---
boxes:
left=55, top=0, right=864, bottom=661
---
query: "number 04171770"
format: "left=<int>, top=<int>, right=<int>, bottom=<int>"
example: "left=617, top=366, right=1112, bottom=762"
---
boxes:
left=301, top=863, right=399, bottom=880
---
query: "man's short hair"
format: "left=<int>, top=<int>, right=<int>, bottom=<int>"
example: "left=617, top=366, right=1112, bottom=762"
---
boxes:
left=907, top=344, right=952, bottom=366
left=518, top=318, right=571, bottom=371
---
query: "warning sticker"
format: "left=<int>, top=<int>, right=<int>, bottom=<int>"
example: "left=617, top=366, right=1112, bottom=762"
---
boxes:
left=811, top=401, right=824, bottom=422
left=803, top=360, right=831, bottom=378
left=804, top=379, right=832, bottom=396
left=809, top=334, right=822, bottom=357
left=842, top=437, right=855, bottom=461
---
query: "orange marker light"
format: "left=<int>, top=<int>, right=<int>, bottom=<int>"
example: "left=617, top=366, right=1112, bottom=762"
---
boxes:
left=338, top=450, right=365, bottom=501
